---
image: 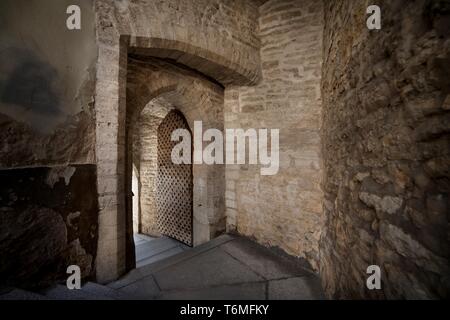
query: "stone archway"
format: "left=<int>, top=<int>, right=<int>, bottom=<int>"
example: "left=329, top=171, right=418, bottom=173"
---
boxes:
left=93, top=1, right=260, bottom=283
left=120, top=56, right=228, bottom=276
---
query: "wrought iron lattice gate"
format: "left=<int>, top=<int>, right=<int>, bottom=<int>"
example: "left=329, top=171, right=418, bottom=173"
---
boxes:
left=156, top=110, right=193, bottom=246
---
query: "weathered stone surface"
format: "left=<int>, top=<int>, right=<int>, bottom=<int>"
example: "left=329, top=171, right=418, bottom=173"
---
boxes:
left=221, top=237, right=311, bottom=280
left=0, top=207, right=67, bottom=286
left=0, top=1, right=98, bottom=288
left=268, top=276, right=325, bottom=300
left=67, top=239, right=93, bottom=279
left=0, top=0, right=97, bottom=168
left=134, top=102, right=171, bottom=237
left=1, top=0, right=448, bottom=300
left=159, top=282, right=266, bottom=300
left=320, top=0, right=450, bottom=299
left=116, top=275, right=160, bottom=300
left=153, top=248, right=263, bottom=290
left=380, top=222, right=447, bottom=275
left=110, top=235, right=323, bottom=300
left=96, top=0, right=261, bottom=85
left=224, top=0, right=325, bottom=271
left=0, top=165, right=99, bottom=289
left=359, top=192, right=403, bottom=215
left=0, top=111, right=96, bottom=168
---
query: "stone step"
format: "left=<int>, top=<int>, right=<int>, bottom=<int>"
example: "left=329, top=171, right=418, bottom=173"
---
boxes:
left=134, top=233, right=156, bottom=242
left=134, top=238, right=147, bottom=246
left=135, top=237, right=180, bottom=261
left=109, top=234, right=235, bottom=289
left=136, top=245, right=184, bottom=268
left=137, top=234, right=235, bottom=276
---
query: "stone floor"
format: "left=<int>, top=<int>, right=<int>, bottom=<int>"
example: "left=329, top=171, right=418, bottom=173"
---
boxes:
left=110, top=234, right=325, bottom=300
left=134, top=234, right=190, bottom=268
left=0, top=234, right=325, bottom=300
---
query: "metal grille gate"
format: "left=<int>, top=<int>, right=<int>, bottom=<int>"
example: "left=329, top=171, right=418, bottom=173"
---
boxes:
left=156, top=110, right=193, bottom=246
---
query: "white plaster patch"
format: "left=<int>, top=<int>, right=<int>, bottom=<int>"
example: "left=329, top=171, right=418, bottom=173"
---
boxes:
left=46, top=166, right=77, bottom=188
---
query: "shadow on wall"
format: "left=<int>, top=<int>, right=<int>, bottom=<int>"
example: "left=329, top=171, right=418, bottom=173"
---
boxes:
left=0, top=47, right=62, bottom=116
left=0, top=165, right=99, bottom=289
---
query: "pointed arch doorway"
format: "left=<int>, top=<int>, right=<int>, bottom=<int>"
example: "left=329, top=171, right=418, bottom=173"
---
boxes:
left=155, top=110, right=193, bottom=246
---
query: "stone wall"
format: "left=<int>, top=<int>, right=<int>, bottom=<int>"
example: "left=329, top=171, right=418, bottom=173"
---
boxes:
left=136, top=100, right=172, bottom=236
left=95, top=0, right=261, bottom=85
left=2, top=0, right=447, bottom=298
left=320, top=0, right=450, bottom=299
left=224, top=0, right=325, bottom=270
left=0, top=0, right=97, bottom=168
left=0, top=165, right=99, bottom=289
left=0, top=0, right=99, bottom=288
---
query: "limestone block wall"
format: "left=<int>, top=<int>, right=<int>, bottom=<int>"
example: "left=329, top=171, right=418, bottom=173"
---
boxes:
left=137, top=115, right=161, bottom=236
left=224, top=0, right=325, bottom=270
left=95, top=0, right=261, bottom=85
left=320, top=0, right=450, bottom=299
left=137, top=101, right=172, bottom=236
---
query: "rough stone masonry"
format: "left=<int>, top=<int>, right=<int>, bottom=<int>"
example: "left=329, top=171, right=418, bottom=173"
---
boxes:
left=0, top=0, right=448, bottom=299
left=224, top=0, right=325, bottom=272
left=320, top=0, right=450, bottom=299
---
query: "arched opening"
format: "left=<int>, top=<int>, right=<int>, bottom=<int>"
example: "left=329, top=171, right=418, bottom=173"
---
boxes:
left=95, top=40, right=229, bottom=282
left=122, top=55, right=226, bottom=274
left=155, top=110, right=193, bottom=246
left=93, top=2, right=259, bottom=282
left=128, top=97, right=195, bottom=268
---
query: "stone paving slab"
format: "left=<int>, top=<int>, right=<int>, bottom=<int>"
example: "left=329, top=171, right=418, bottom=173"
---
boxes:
left=153, top=248, right=264, bottom=291
left=134, top=235, right=189, bottom=268
left=221, top=237, right=312, bottom=280
left=110, top=234, right=325, bottom=300
left=158, top=282, right=266, bottom=300
left=134, top=234, right=236, bottom=278
left=116, top=275, right=160, bottom=300
left=44, top=284, right=114, bottom=300
left=0, top=236, right=325, bottom=300
left=268, top=277, right=325, bottom=300
left=108, top=267, right=148, bottom=290
left=82, top=282, right=128, bottom=300
left=135, top=238, right=180, bottom=261
left=134, top=234, right=156, bottom=242
left=137, top=246, right=184, bottom=268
